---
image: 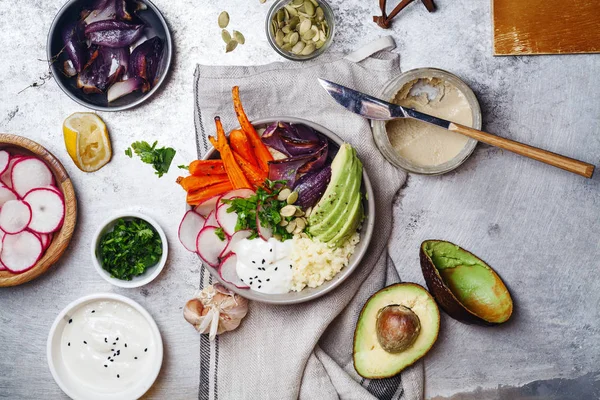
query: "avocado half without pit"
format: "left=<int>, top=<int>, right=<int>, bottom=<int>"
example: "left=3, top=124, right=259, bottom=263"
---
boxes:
left=353, top=283, right=440, bottom=379
left=420, top=240, right=513, bottom=326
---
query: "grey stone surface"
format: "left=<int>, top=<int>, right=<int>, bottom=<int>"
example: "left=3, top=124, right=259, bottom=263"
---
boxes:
left=0, top=0, right=598, bottom=399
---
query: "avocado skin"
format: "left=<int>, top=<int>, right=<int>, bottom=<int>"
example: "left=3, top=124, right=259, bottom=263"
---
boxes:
left=353, top=283, right=440, bottom=379
left=420, top=240, right=513, bottom=326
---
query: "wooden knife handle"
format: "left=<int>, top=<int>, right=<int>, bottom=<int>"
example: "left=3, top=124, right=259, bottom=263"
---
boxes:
left=449, top=123, right=595, bottom=178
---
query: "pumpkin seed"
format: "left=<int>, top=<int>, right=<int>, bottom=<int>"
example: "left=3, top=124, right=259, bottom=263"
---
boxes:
left=277, top=9, right=285, bottom=22
left=226, top=40, right=238, bottom=53
left=273, top=233, right=282, bottom=241
left=289, top=32, right=299, bottom=45
left=260, top=0, right=267, bottom=3
left=315, top=39, right=325, bottom=49
left=309, top=0, right=319, bottom=6
left=284, top=5, right=298, bottom=17
left=275, top=29, right=285, bottom=46
left=281, top=43, right=293, bottom=51
left=286, top=220, right=297, bottom=233
left=294, top=208, right=305, bottom=217
left=300, top=43, right=316, bottom=55
left=287, top=191, right=299, bottom=204
left=280, top=204, right=297, bottom=217
left=218, top=11, right=230, bottom=28
left=292, top=0, right=304, bottom=5
left=291, top=41, right=305, bottom=54
left=304, top=0, right=315, bottom=16
left=283, top=31, right=292, bottom=43
left=316, top=6, right=324, bottom=21
left=279, top=219, right=289, bottom=227
left=282, top=25, right=291, bottom=34
left=319, top=29, right=326, bottom=41
left=295, top=218, right=306, bottom=230
left=233, top=30, right=245, bottom=44
left=221, top=29, right=231, bottom=44
left=288, top=16, right=300, bottom=29
left=305, top=207, right=312, bottom=218
left=277, top=188, right=292, bottom=201
left=283, top=7, right=290, bottom=20
left=299, top=18, right=312, bottom=34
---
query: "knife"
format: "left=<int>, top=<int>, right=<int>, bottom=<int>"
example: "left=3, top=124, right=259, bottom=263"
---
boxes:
left=318, top=78, right=594, bottom=178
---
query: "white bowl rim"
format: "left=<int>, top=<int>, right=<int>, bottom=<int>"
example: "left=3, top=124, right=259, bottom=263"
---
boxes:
left=198, top=116, right=376, bottom=305
left=46, top=292, right=164, bottom=400
left=91, top=211, right=168, bottom=288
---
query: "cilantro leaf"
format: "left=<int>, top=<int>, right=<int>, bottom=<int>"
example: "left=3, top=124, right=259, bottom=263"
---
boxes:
left=215, top=227, right=226, bottom=241
left=126, top=140, right=176, bottom=177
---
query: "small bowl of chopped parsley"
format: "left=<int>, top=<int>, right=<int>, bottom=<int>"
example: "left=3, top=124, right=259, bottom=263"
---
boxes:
left=92, top=212, right=168, bottom=288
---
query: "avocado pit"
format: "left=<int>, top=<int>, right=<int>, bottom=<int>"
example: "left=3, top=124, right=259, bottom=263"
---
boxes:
left=376, top=305, right=421, bottom=353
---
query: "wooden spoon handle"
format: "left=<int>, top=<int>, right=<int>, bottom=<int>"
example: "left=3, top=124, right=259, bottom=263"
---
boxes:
left=448, top=123, right=595, bottom=178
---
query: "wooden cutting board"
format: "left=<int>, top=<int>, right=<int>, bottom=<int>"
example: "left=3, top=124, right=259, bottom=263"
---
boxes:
left=493, top=0, right=600, bottom=55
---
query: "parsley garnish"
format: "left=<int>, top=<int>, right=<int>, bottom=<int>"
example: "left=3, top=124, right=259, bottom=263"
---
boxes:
left=215, top=227, right=226, bottom=241
left=97, top=218, right=163, bottom=281
left=222, top=180, right=296, bottom=241
left=126, top=141, right=176, bottom=177
left=178, top=164, right=189, bottom=170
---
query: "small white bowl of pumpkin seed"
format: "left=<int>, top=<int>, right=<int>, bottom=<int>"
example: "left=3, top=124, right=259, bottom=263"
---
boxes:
left=266, top=0, right=335, bottom=61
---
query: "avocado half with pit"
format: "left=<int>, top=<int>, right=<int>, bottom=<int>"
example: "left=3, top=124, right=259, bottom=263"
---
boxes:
left=420, top=240, right=513, bottom=326
left=353, top=283, right=440, bottom=379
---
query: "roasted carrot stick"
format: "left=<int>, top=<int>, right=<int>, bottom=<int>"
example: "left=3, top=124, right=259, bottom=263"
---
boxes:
left=189, top=160, right=227, bottom=176
left=232, top=86, right=273, bottom=173
left=229, top=129, right=259, bottom=168
left=210, top=117, right=252, bottom=189
left=233, top=151, right=267, bottom=188
left=177, top=174, right=229, bottom=192
left=186, top=181, right=233, bottom=206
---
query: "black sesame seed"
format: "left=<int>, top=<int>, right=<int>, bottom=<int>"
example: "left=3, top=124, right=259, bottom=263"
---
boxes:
left=275, top=267, right=278, bottom=271
left=124, top=343, right=127, bottom=348
left=270, top=249, right=272, bottom=252
left=91, top=310, right=95, bottom=313
left=258, top=280, right=262, bottom=283
left=262, top=259, right=265, bottom=264
left=117, top=374, right=120, bottom=378
left=110, top=359, right=114, bottom=362
left=134, top=357, right=138, bottom=360
left=144, top=348, right=148, bottom=352
left=258, top=286, right=261, bottom=289
left=254, top=275, right=258, bottom=279
left=116, top=338, right=119, bottom=341
left=113, top=342, right=116, bottom=345
left=266, top=279, right=270, bottom=282
left=108, top=356, right=111, bottom=360
left=83, top=341, right=87, bottom=344
left=117, top=350, right=120, bottom=355
left=111, top=349, right=114, bottom=351
left=68, top=319, right=72, bottom=324
left=252, top=261, right=255, bottom=264
left=104, top=365, right=107, bottom=368
left=104, top=338, right=107, bottom=343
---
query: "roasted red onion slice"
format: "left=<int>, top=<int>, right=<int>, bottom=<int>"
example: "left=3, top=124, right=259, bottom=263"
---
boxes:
left=129, top=36, right=164, bottom=85
left=294, top=166, right=331, bottom=208
left=107, top=76, right=150, bottom=102
left=62, top=21, right=86, bottom=73
left=85, top=20, right=144, bottom=48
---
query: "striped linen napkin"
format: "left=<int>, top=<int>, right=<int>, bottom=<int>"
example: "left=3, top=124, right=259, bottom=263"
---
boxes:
left=193, top=37, right=422, bottom=400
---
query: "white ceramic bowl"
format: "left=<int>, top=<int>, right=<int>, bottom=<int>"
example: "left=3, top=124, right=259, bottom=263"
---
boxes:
left=47, top=293, right=163, bottom=400
left=91, top=212, right=168, bottom=288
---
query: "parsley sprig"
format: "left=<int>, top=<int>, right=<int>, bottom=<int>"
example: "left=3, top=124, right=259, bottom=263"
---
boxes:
left=97, top=218, right=163, bottom=280
left=222, top=180, right=296, bottom=241
left=125, top=141, right=176, bottom=178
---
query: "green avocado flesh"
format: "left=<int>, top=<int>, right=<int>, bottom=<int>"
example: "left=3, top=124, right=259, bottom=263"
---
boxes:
left=353, top=283, right=440, bottom=379
left=308, top=143, right=364, bottom=247
left=423, top=241, right=512, bottom=324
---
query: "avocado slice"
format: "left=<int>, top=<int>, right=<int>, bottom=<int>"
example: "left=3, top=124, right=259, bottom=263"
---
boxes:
left=420, top=240, right=513, bottom=325
left=308, top=144, right=364, bottom=246
left=353, top=283, right=440, bottom=379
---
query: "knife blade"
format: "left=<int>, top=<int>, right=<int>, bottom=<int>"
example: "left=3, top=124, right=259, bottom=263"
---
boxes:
left=317, top=78, right=451, bottom=129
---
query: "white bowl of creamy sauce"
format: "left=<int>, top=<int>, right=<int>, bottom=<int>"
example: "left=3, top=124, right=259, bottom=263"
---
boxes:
left=47, top=293, right=163, bottom=400
left=372, top=68, right=482, bottom=175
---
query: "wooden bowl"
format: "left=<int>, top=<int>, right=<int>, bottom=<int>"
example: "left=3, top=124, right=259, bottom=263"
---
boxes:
left=0, top=134, right=77, bottom=287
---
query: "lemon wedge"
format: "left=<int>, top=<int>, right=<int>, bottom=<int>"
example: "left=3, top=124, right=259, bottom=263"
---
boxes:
left=63, top=112, right=112, bottom=172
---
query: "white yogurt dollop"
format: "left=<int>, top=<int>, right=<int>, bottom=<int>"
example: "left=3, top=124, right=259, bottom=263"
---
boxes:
left=233, top=238, right=294, bottom=294
left=60, top=300, right=157, bottom=392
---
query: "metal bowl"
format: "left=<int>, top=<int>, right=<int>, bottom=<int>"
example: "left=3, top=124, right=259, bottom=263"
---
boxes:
left=200, top=117, right=375, bottom=305
left=47, top=0, right=173, bottom=111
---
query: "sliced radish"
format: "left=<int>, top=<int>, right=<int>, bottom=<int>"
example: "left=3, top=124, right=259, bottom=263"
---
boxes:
left=0, top=262, right=6, bottom=271
left=204, top=210, right=219, bottom=228
left=220, top=188, right=255, bottom=201
left=23, top=188, right=65, bottom=234
left=0, top=200, right=32, bottom=234
left=11, top=158, right=54, bottom=197
left=196, top=226, right=228, bottom=267
left=219, top=254, right=249, bottom=289
left=0, top=151, right=9, bottom=175
left=0, top=185, right=18, bottom=208
left=256, top=203, right=273, bottom=240
left=178, top=211, right=205, bottom=252
left=0, top=157, right=24, bottom=188
left=216, top=202, right=238, bottom=236
left=1, top=231, right=43, bottom=273
left=193, top=195, right=220, bottom=217
left=42, top=185, right=63, bottom=196
left=41, top=233, right=52, bottom=250
left=220, top=229, right=252, bottom=258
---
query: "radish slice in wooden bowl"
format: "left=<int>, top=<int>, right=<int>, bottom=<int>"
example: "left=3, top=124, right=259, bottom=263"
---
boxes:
left=0, top=151, right=9, bottom=175
left=0, top=200, right=32, bottom=234
left=1, top=231, right=43, bottom=273
left=23, top=188, right=65, bottom=234
left=11, top=158, right=54, bottom=197
left=0, top=185, right=17, bottom=207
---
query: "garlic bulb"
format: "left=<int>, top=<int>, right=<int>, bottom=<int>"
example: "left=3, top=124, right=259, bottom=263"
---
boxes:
left=184, top=284, right=249, bottom=340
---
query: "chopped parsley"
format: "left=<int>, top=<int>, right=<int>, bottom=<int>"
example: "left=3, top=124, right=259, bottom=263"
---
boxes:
left=215, top=227, right=226, bottom=241
left=178, top=164, right=189, bottom=170
left=97, top=218, right=163, bottom=280
left=222, top=180, right=295, bottom=240
left=125, top=141, right=176, bottom=178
